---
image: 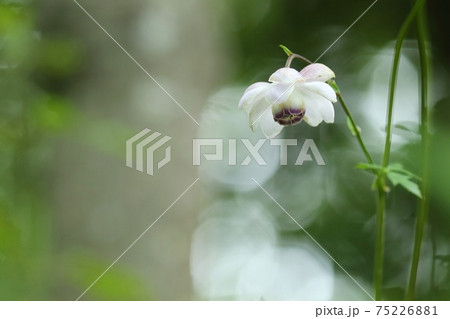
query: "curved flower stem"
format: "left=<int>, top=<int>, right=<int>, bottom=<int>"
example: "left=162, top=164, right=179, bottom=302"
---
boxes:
left=377, top=0, right=426, bottom=301
left=285, top=53, right=313, bottom=68
left=336, top=90, right=385, bottom=299
left=406, top=3, right=430, bottom=301
left=337, top=93, right=374, bottom=165
left=285, top=52, right=374, bottom=165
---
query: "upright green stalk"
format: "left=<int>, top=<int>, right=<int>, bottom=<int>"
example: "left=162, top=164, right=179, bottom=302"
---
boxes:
left=406, top=4, right=430, bottom=300
left=374, top=187, right=386, bottom=300
left=382, top=0, right=426, bottom=168
left=376, top=0, right=426, bottom=300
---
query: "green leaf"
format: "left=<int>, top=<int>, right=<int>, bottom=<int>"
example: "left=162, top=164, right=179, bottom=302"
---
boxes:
left=386, top=171, right=422, bottom=198
left=356, top=162, right=383, bottom=172
left=387, top=163, right=404, bottom=171
left=387, top=163, right=421, bottom=180
left=386, top=171, right=408, bottom=186
left=346, top=117, right=361, bottom=136
left=279, top=44, right=293, bottom=56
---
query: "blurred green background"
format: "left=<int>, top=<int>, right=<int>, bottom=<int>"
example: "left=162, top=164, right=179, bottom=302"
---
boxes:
left=0, top=0, right=449, bottom=300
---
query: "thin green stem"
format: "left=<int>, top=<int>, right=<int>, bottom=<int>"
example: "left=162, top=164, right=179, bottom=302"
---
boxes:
left=375, top=186, right=386, bottom=300
left=337, top=94, right=374, bottom=165
left=406, top=4, right=430, bottom=301
left=377, top=0, right=426, bottom=301
left=382, top=0, right=426, bottom=168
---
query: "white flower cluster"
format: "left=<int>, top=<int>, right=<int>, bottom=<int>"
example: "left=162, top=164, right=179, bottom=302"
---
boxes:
left=239, top=63, right=337, bottom=138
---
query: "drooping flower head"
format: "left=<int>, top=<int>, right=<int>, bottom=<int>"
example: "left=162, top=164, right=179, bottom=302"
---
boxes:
left=239, top=63, right=337, bottom=138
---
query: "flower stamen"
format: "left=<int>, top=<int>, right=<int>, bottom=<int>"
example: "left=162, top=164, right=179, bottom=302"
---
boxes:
left=273, top=107, right=305, bottom=126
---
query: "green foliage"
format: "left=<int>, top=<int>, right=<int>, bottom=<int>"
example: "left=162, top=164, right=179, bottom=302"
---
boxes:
left=0, top=209, right=21, bottom=258
left=279, top=44, right=293, bottom=56
left=35, top=37, right=82, bottom=78
left=0, top=0, right=448, bottom=301
left=63, top=252, right=153, bottom=301
left=32, top=95, right=76, bottom=132
left=0, top=4, right=33, bottom=66
left=0, top=0, right=148, bottom=300
left=357, top=163, right=422, bottom=198
left=387, top=163, right=421, bottom=181
left=356, top=162, right=383, bottom=173
left=386, top=171, right=422, bottom=198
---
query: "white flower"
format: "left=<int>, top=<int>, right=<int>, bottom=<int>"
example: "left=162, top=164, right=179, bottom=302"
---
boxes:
left=239, top=63, right=337, bottom=138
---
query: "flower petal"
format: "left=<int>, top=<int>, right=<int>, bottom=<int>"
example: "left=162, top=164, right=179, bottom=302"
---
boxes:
left=265, top=82, right=295, bottom=105
left=303, top=105, right=323, bottom=127
left=299, top=63, right=335, bottom=82
left=260, top=108, right=284, bottom=138
left=285, top=87, right=305, bottom=109
left=302, top=90, right=335, bottom=126
left=269, top=67, right=301, bottom=83
left=317, top=98, right=335, bottom=123
left=238, top=82, right=270, bottom=112
left=301, top=82, right=337, bottom=102
left=249, top=96, right=271, bottom=131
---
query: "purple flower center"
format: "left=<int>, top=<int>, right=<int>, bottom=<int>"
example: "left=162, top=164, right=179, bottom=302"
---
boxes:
left=273, top=107, right=305, bottom=126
